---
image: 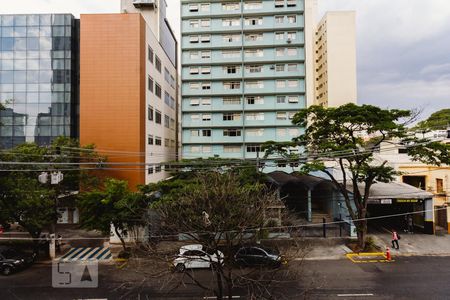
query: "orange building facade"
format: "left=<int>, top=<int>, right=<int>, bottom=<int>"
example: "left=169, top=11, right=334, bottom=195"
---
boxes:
left=80, top=14, right=146, bottom=189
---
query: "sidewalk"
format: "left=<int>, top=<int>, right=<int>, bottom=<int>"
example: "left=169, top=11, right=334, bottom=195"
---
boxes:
left=372, top=233, right=450, bottom=256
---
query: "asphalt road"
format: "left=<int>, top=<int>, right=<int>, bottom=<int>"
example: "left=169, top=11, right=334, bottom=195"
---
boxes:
left=1, top=256, right=450, bottom=299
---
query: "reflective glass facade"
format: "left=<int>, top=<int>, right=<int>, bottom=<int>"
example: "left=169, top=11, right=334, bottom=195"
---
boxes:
left=0, top=14, right=79, bottom=148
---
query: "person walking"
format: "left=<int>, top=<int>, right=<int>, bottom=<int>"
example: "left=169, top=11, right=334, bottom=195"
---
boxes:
left=391, top=229, right=400, bottom=250
left=407, top=215, right=414, bottom=234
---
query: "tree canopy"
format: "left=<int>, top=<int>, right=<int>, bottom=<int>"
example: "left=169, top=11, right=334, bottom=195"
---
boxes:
left=263, top=103, right=450, bottom=249
left=415, top=108, right=450, bottom=131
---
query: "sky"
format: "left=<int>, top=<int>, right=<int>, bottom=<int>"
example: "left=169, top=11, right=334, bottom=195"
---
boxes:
left=1, top=0, right=449, bottom=120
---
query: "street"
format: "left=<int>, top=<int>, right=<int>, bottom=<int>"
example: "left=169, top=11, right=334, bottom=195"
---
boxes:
left=1, top=256, right=450, bottom=299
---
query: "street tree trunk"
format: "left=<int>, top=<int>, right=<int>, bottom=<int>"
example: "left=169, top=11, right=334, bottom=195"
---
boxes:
left=114, top=225, right=127, bottom=252
left=356, top=219, right=367, bottom=251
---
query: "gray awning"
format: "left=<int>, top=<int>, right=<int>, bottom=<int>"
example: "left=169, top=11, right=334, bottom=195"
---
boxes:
left=346, top=181, right=433, bottom=201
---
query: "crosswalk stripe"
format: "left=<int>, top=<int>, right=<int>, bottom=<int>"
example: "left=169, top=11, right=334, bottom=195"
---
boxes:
left=60, top=247, right=78, bottom=259
left=79, top=247, right=99, bottom=260
left=70, top=247, right=92, bottom=261
left=62, top=247, right=86, bottom=260
left=96, top=248, right=111, bottom=260
left=85, top=247, right=103, bottom=260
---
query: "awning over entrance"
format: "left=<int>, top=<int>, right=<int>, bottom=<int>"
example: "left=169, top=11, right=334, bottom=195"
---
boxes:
left=347, top=181, right=433, bottom=204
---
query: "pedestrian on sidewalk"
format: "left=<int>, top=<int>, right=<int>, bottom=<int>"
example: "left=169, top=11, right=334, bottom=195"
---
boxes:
left=391, top=229, right=400, bottom=250
left=407, top=215, right=414, bottom=234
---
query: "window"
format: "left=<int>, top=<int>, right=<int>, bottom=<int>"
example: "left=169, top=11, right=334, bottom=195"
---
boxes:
left=223, top=34, right=240, bottom=43
left=245, top=33, right=263, bottom=41
left=191, top=130, right=200, bottom=137
left=190, top=67, right=199, bottom=75
left=201, top=50, right=211, bottom=59
left=148, top=106, right=154, bottom=121
left=223, top=97, right=241, bottom=105
left=244, top=1, right=263, bottom=10
left=246, top=81, right=264, bottom=89
left=275, top=32, right=284, bottom=40
left=276, top=112, right=287, bottom=120
left=191, top=146, right=201, bottom=153
left=223, top=113, right=241, bottom=121
left=155, top=165, right=162, bottom=172
left=245, top=17, right=263, bottom=26
left=148, top=166, right=154, bottom=174
left=171, top=140, right=175, bottom=147
left=164, top=115, right=170, bottom=128
left=201, top=98, right=211, bottom=106
left=201, top=66, right=211, bottom=74
left=246, top=113, right=264, bottom=120
left=224, top=81, right=241, bottom=89
left=155, top=83, right=162, bottom=98
left=287, top=48, right=297, bottom=56
left=155, top=110, right=162, bottom=124
left=201, top=19, right=211, bottom=27
left=277, top=96, right=286, bottom=103
left=202, top=129, right=211, bottom=137
left=200, top=3, right=210, bottom=11
left=288, top=96, right=299, bottom=103
left=275, top=16, right=284, bottom=24
left=276, top=48, right=285, bottom=56
left=222, top=50, right=240, bottom=58
left=246, top=129, right=264, bottom=136
left=288, top=63, right=298, bottom=71
left=189, top=4, right=199, bottom=12
left=190, top=35, right=199, bottom=43
left=223, top=129, right=241, bottom=136
left=203, top=146, right=212, bottom=153
left=288, top=80, right=298, bottom=87
left=276, top=80, right=286, bottom=88
left=200, top=35, right=211, bottom=43
left=222, top=18, right=240, bottom=26
left=225, top=66, right=239, bottom=74
left=155, top=136, right=162, bottom=146
left=190, top=20, right=199, bottom=28
left=287, top=0, right=297, bottom=7
left=275, top=0, right=284, bottom=7
left=202, top=82, right=211, bottom=90
left=288, top=112, right=296, bottom=119
left=289, top=128, right=299, bottom=136
left=148, top=46, right=154, bottom=63
left=164, top=138, right=170, bottom=147
left=170, top=118, right=175, bottom=129
left=287, top=15, right=297, bottom=23
left=222, top=2, right=240, bottom=10
left=191, top=114, right=200, bottom=121
left=246, top=96, right=264, bottom=104
left=437, top=178, right=444, bottom=193
left=148, top=76, right=154, bottom=92
left=155, top=55, right=162, bottom=72
left=277, top=128, right=286, bottom=136
left=190, top=51, right=199, bottom=59
left=287, top=32, right=297, bottom=40
left=245, top=49, right=264, bottom=57
left=224, top=145, right=241, bottom=153
left=276, top=64, right=285, bottom=72
left=247, top=145, right=261, bottom=152
left=190, top=82, right=200, bottom=90
left=246, top=65, right=262, bottom=73
left=148, top=135, right=154, bottom=145
left=202, top=114, right=211, bottom=121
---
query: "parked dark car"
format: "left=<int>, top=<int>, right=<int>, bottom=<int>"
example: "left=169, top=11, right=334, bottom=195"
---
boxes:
left=234, top=246, right=286, bottom=268
left=0, top=247, right=36, bottom=276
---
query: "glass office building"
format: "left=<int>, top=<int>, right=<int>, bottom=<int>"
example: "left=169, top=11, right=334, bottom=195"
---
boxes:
left=0, top=14, right=79, bottom=148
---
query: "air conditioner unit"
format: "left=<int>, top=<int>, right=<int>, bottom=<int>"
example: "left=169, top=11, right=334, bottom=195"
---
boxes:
left=287, top=38, right=292, bottom=44
left=270, top=65, right=275, bottom=70
left=133, top=0, right=157, bottom=9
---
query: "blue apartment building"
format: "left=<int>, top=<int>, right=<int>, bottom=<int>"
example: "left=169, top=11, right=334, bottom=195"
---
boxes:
left=181, top=0, right=306, bottom=160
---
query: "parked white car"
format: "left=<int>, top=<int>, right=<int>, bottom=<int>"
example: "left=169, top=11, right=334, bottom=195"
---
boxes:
left=173, top=244, right=224, bottom=272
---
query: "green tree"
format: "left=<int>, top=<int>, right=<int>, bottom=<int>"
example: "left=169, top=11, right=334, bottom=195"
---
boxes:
left=0, top=138, right=105, bottom=245
left=264, top=104, right=450, bottom=250
left=78, top=178, right=149, bottom=252
left=415, top=108, right=450, bottom=131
